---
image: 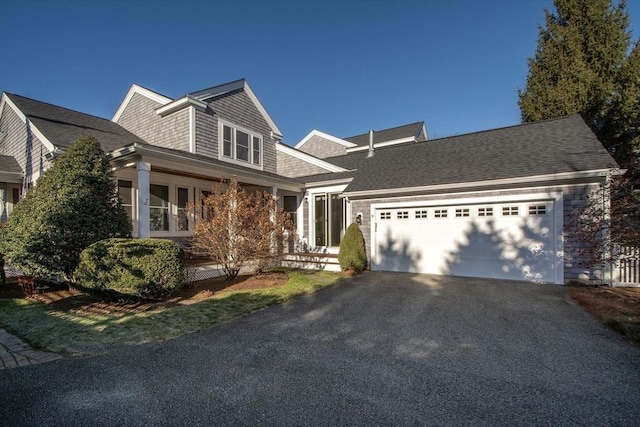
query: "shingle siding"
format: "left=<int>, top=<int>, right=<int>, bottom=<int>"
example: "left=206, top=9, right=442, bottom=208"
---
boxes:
left=277, top=149, right=330, bottom=178
left=349, top=182, right=603, bottom=283
left=195, top=109, right=217, bottom=158
left=298, top=135, right=347, bottom=158
left=116, top=93, right=189, bottom=151
left=0, top=103, right=51, bottom=181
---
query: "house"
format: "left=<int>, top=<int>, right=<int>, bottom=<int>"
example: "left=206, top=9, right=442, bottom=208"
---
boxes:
left=0, top=79, right=620, bottom=284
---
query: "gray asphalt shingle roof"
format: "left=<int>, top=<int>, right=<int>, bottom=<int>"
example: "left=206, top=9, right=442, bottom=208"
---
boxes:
left=344, top=122, right=425, bottom=146
left=0, top=155, right=22, bottom=174
left=7, top=93, right=144, bottom=152
left=318, top=115, right=618, bottom=193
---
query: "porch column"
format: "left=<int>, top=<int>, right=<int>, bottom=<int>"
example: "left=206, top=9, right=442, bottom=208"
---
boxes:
left=137, top=162, right=151, bottom=238
left=0, top=184, right=7, bottom=222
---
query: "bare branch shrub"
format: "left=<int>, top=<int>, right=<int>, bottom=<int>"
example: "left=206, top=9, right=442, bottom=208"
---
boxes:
left=190, top=176, right=295, bottom=280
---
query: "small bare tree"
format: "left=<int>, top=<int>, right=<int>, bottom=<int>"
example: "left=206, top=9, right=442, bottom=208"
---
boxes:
left=191, top=176, right=294, bottom=280
left=568, top=167, right=640, bottom=270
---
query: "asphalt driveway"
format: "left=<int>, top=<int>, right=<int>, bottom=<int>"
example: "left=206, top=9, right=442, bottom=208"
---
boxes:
left=1, top=272, right=639, bottom=426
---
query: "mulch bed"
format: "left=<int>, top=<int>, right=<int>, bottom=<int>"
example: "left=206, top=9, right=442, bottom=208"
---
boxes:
left=0, top=271, right=290, bottom=315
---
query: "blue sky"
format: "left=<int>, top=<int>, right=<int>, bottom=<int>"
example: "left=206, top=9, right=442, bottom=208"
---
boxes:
left=1, top=0, right=638, bottom=145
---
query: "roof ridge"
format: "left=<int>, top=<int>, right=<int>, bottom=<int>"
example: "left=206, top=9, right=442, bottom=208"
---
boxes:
left=6, top=92, right=112, bottom=122
left=343, top=121, right=425, bottom=139
left=424, top=115, right=584, bottom=143
left=186, top=78, right=246, bottom=97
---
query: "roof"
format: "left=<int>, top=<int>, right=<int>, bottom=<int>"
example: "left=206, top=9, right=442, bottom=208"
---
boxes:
left=6, top=93, right=144, bottom=152
left=344, top=121, right=426, bottom=146
left=0, top=154, right=22, bottom=174
left=315, top=115, right=618, bottom=194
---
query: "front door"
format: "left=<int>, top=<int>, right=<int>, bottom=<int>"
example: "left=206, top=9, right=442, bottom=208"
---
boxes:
left=314, top=193, right=345, bottom=247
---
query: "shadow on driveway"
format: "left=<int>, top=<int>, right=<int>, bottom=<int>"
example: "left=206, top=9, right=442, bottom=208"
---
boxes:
left=1, top=272, right=639, bottom=425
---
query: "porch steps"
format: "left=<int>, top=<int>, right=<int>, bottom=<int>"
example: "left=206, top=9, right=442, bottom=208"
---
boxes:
left=281, top=253, right=341, bottom=272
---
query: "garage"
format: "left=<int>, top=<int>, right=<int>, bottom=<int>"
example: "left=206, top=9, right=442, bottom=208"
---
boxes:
left=371, top=194, right=562, bottom=283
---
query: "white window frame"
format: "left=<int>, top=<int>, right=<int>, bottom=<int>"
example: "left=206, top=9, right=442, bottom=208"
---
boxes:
left=218, top=119, right=263, bottom=170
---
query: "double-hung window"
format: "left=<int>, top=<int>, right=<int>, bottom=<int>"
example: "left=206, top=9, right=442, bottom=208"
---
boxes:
left=220, top=121, right=262, bottom=167
left=150, top=184, right=170, bottom=231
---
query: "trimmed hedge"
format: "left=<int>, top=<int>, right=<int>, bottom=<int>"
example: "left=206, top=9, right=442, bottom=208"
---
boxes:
left=74, top=238, right=184, bottom=299
left=338, top=223, right=367, bottom=273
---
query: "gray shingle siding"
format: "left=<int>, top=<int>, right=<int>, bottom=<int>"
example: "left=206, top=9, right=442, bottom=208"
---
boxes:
left=298, top=135, right=347, bottom=158
left=116, top=93, right=189, bottom=151
left=277, top=149, right=331, bottom=178
left=195, top=109, right=217, bottom=158
left=0, top=103, right=51, bottom=181
left=203, top=90, right=277, bottom=174
left=349, top=182, right=603, bottom=283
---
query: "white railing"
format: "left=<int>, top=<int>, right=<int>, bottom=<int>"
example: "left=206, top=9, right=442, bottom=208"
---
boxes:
left=610, top=246, right=639, bottom=287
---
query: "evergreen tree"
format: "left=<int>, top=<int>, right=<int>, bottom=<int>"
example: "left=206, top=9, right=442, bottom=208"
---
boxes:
left=518, top=0, right=639, bottom=166
left=0, top=136, right=131, bottom=279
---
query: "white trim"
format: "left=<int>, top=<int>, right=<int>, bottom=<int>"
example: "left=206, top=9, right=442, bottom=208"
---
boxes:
left=345, top=137, right=416, bottom=152
left=304, top=178, right=354, bottom=188
left=344, top=169, right=615, bottom=198
left=294, top=130, right=357, bottom=149
left=242, top=82, right=283, bottom=138
left=306, top=184, right=350, bottom=249
left=155, top=96, right=207, bottom=117
left=369, top=190, right=565, bottom=284
left=112, top=84, right=173, bottom=122
left=110, top=143, right=302, bottom=192
left=1, top=94, right=57, bottom=153
left=189, top=106, right=196, bottom=153
left=276, top=143, right=348, bottom=173
left=0, top=171, right=23, bottom=183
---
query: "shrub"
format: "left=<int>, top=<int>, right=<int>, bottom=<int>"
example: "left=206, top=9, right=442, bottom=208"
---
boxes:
left=338, top=223, right=367, bottom=273
left=1, top=136, right=131, bottom=280
left=74, top=238, right=184, bottom=299
left=191, top=176, right=294, bottom=280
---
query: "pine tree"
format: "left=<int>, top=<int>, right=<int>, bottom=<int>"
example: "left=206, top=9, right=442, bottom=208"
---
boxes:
left=0, top=136, right=131, bottom=279
left=518, top=0, right=639, bottom=167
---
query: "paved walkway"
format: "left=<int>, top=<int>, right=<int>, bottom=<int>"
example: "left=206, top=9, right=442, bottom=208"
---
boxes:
left=0, top=328, right=62, bottom=370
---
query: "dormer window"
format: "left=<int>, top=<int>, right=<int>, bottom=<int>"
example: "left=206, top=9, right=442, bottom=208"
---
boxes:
left=220, top=120, right=262, bottom=168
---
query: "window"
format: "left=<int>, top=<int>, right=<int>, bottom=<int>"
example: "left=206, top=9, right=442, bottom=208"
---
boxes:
left=478, top=207, right=493, bottom=217
left=455, top=208, right=470, bottom=218
left=118, top=180, right=133, bottom=219
left=177, top=187, right=189, bottom=231
left=397, top=211, right=409, bottom=219
left=284, top=195, right=297, bottom=226
left=415, top=210, right=428, bottom=219
left=434, top=209, right=448, bottom=218
left=502, top=206, right=519, bottom=216
left=150, top=184, right=169, bottom=231
left=200, top=190, right=212, bottom=220
left=221, top=123, right=262, bottom=166
left=380, top=211, right=391, bottom=220
left=528, top=205, right=547, bottom=215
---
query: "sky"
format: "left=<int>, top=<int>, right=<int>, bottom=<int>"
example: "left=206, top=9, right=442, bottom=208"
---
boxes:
left=0, top=0, right=638, bottom=145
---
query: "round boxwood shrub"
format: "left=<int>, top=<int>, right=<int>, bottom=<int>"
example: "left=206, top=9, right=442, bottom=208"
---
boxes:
left=338, top=223, right=367, bottom=273
left=74, top=238, right=184, bottom=299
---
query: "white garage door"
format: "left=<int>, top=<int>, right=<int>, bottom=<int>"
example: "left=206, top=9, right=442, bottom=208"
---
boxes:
left=373, top=197, right=559, bottom=283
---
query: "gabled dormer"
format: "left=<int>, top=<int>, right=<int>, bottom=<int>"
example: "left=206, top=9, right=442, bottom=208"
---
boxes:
left=112, top=79, right=282, bottom=174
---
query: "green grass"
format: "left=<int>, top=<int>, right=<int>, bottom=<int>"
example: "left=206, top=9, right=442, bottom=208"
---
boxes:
left=0, top=270, right=343, bottom=356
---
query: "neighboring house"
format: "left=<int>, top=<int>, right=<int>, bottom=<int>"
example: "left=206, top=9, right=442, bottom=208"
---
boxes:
left=0, top=79, right=620, bottom=284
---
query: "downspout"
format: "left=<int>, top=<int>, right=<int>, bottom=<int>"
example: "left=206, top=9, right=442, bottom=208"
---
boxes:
left=367, top=130, right=375, bottom=158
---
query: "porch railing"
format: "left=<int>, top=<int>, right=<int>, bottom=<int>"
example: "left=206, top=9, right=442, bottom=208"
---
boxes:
left=610, top=246, right=639, bottom=287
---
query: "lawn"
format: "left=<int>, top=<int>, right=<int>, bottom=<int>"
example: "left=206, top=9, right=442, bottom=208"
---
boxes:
left=569, top=285, right=640, bottom=347
left=0, top=269, right=344, bottom=356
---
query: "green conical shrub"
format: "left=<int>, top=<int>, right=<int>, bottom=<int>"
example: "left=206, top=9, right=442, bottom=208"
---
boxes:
left=338, top=223, right=367, bottom=273
left=0, top=136, right=131, bottom=279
